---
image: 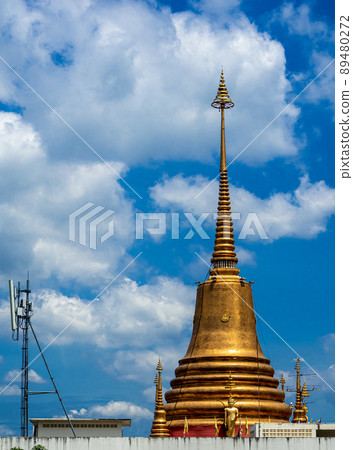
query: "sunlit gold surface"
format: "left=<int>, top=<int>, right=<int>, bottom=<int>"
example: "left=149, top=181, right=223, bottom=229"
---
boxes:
left=165, top=276, right=291, bottom=426
left=164, top=72, right=292, bottom=429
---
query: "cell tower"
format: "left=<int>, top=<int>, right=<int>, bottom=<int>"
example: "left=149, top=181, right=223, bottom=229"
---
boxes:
left=9, top=275, right=76, bottom=437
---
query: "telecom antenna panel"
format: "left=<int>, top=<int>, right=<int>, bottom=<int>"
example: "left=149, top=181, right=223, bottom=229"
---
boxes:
left=8, top=276, right=76, bottom=438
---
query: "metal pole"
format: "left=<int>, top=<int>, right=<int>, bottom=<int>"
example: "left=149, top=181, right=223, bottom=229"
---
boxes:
left=29, top=322, right=77, bottom=438
left=20, top=315, right=28, bottom=437
left=20, top=281, right=29, bottom=438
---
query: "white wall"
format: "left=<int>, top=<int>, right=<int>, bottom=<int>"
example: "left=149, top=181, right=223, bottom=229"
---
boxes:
left=0, top=437, right=335, bottom=450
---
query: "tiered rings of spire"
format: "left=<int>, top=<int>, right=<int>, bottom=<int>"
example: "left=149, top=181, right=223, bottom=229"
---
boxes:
left=164, top=71, right=292, bottom=435
left=211, top=71, right=234, bottom=109
left=210, top=71, right=239, bottom=275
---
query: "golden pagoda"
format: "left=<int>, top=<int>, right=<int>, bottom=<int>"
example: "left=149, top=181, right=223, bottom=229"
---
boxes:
left=164, top=71, right=292, bottom=436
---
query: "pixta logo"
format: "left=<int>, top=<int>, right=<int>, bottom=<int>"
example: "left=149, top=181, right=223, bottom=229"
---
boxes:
left=135, top=212, right=268, bottom=240
left=69, top=203, right=115, bottom=249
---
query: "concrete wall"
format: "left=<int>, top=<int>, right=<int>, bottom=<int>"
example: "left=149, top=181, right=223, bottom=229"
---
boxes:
left=0, top=437, right=335, bottom=450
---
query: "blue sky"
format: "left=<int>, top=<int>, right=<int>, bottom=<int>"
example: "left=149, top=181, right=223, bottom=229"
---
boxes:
left=0, top=0, right=334, bottom=437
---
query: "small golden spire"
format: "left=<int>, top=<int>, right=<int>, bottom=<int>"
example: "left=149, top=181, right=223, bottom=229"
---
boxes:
left=302, top=380, right=310, bottom=399
left=295, top=357, right=301, bottom=372
left=295, top=358, right=302, bottom=409
left=211, top=70, right=234, bottom=109
left=280, top=372, right=286, bottom=391
left=210, top=70, right=239, bottom=276
left=301, top=381, right=310, bottom=423
left=150, top=359, right=170, bottom=437
left=292, top=357, right=307, bottom=423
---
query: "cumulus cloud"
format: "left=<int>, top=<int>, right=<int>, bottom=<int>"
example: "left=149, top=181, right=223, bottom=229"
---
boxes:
left=0, top=0, right=300, bottom=166
left=0, top=276, right=194, bottom=350
left=0, top=111, right=135, bottom=287
left=71, top=400, right=152, bottom=420
left=0, top=275, right=194, bottom=388
left=150, top=173, right=334, bottom=242
left=109, top=346, right=188, bottom=384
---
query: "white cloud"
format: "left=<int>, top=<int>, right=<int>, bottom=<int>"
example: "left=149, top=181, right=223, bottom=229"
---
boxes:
left=0, top=275, right=195, bottom=389
left=69, top=408, right=87, bottom=417
left=71, top=400, right=152, bottom=420
left=0, top=0, right=301, bottom=166
left=303, top=51, right=334, bottom=105
left=109, top=346, right=187, bottom=385
left=0, top=384, right=20, bottom=396
left=4, top=369, right=46, bottom=384
left=270, top=3, right=334, bottom=107
left=90, top=401, right=152, bottom=419
left=150, top=173, right=334, bottom=242
left=0, top=112, right=135, bottom=287
left=276, top=3, right=331, bottom=40
left=0, top=276, right=194, bottom=351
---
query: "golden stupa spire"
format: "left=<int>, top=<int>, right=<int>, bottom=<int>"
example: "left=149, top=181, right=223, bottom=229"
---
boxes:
left=295, top=357, right=302, bottom=409
left=302, top=380, right=310, bottom=399
left=301, top=380, right=310, bottom=423
left=164, top=73, right=292, bottom=433
left=292, top=357, right=307, bottom=423
left=210, top=71, right=239, bottom=276
left=150, top=359, right=170, bottom=437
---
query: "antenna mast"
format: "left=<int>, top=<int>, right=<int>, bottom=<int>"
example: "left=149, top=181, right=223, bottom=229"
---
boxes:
left=9, top=275, right=76, bottom=438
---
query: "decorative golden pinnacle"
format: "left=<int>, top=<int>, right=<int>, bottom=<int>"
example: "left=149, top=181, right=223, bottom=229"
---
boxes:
left=295, top=357, right=301, bottom=371
left=302, top=380, right=310, bottom=398
left=211, top=70, right=234, bottom=109
left=156, top=358, right=163, bottom=371
left=150, top=358, right=170, bottom=437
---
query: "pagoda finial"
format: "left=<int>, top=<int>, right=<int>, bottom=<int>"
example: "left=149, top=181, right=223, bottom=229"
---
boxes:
left=211, top=70, right=235, bottom=109
left=295, top=357, right=301, bottom=372
left=150, top=359, right=170, bottom=437
left=302, top=380, right=310, bottom=399
left=210, top=70, right=239, bottom=276
left=280, top=372, right=286, bottom=391
left=292, top=357, right=307, bottom=423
